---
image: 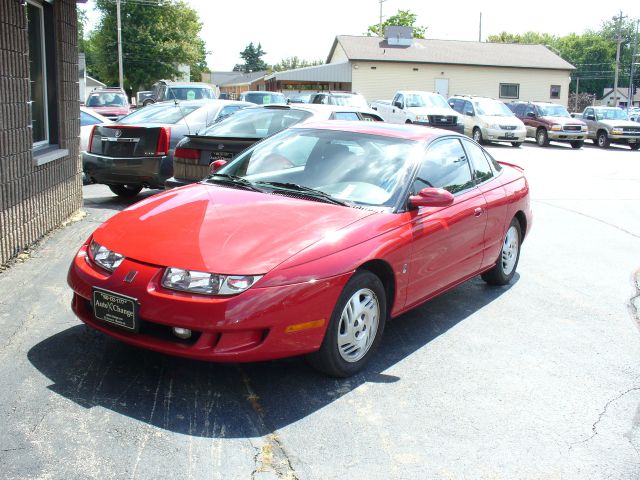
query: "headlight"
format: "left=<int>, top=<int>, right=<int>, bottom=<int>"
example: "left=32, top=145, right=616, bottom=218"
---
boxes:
left=489, top=124, right=499, bottom=130
left=456, top=116, right=464, bottom=125
left=162, top=267, right=262, bottom=296
left=550, top=124, right=562, bottom=131
left=611, top=128, right=623, bottom=135
left=88, top=239, right=125, bottom=272
left=581, top=125, right=587, bottom=131
left=415, top=115, right=429, bottom=123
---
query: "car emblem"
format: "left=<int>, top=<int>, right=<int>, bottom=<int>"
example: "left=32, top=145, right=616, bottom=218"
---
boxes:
left=217, top=144, right=224, bottom=150
left=123, top=270, right=138, bottom=283
left=114, top=129, right=123, bottom=138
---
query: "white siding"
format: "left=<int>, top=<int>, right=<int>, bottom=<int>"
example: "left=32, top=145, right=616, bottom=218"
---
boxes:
left=352, top=62, right=571, bottom=106
left=329, top=43, right=348, bottom=64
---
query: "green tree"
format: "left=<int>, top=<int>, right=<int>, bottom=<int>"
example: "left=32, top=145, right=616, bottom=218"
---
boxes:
left=86, top=0, right=208, bottom=94
left=233, top=42, right=268, bottom=73
left=366, top=9, right=427, bottom=39
left=77, top=8, right=87, bottom=53
left=271, top=57, right=324, bottom=72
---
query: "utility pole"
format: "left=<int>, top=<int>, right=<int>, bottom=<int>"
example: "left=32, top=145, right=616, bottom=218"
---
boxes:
left=612, top=10, right=626, bottom=107
left=378, top=0, right=387, bottom=37
left=628, top=19, right=639, bottom=111
left=479, top=12, right=482, bottom=42
left=116, top=0, right=124, bottom=90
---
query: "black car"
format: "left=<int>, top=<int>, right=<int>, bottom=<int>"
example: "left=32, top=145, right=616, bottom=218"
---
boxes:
left=166, top=104, right=384, bottom=188
left=83, top=100, right=251, bottom=197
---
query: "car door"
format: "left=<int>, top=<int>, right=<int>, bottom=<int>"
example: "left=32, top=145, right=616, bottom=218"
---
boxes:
left=404, top=137, right=488, bottom=308
left=523, top=104, right=537, bottom=137
left=462, top=100, right=475, bottom=137
left=391, top=94, right=405, bottom=123
left=583, top=107, right=596, bottom=138
left=460, top=138, right=509, bottom=269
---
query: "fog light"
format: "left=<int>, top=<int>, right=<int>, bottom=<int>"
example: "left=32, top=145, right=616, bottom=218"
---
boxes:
left=173, top=327, right=192, bottom=339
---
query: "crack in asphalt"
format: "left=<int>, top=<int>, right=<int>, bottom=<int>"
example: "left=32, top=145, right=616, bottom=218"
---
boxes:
left=570, top=387, right=640, bottom=448
left=238, top=367, right=299, bottom=480
left=629, top=269, right=640, bottom=332
left=533, top=200, right=640, bottom=239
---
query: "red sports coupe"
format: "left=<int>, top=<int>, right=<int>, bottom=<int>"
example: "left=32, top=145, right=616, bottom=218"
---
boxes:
left=68, top=122, right=531, bottom=377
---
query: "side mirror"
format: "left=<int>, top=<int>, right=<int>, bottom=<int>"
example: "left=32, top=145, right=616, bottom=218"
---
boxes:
left=409, top=187, right=454, bottom=208
left=209, top=159, right=227, bottom=174
left=394, top=101, right=403, bottom=109
left=465, top=111, right=474, bottom=116
left=526, top=112, right=536, bottom=118
left=586, top=115, right=595, bottom=121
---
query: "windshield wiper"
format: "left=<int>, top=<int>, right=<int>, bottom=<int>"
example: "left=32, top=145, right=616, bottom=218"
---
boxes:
left=255, top=181, right=352, bottom=207
left=206, top=173, right=265, bottom=192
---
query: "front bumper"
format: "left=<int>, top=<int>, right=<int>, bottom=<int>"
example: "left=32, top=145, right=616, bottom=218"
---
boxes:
left=484, top=128, right=526, bottom=143
left=548, top=130, right=586, bottom=141
left=608, top=134, right=640, bottom=144
left=414, top=122, right=464, bottom=134
left=83, top=152, right=172, bottom=189
left=67, top=242, right=349, bottom=362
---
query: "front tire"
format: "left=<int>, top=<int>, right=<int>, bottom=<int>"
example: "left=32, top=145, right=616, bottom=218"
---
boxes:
left=481, top=218, right=522, bottom=286
left=511, top=142, right=522, bottom=148
left=307, top=270, right=386, bottom=377
left=629, top=143, right=640, bottom=150
left=570, top=141, right=584, bottom=149
left=536, top=129, right=549, bottom=147
left=108, top=184, right=143, bottom=198
left=597, top=131, right=610, bottom=148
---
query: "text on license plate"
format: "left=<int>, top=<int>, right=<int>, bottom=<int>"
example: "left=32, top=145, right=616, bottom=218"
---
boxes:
left=93, top=288, right=139, bottom=331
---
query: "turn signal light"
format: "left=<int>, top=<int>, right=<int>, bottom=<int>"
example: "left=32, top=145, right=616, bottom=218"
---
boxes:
left=87, top=125, right=97, bottom=152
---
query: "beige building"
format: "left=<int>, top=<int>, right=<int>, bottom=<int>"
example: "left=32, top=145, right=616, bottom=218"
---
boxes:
left=266, top=32, right=575, bottom=106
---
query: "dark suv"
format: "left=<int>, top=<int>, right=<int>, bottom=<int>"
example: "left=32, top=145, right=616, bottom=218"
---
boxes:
left=509, top=101, right=587, bottom=148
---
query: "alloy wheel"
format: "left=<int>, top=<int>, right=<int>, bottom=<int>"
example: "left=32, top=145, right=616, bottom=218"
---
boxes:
left=337, top=288, right=380, bottom=363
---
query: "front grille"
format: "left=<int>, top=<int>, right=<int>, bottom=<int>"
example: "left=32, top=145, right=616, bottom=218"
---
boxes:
left=499, top=125, right=517, bottom=130
left=563, top=125, right=582, bottom=131
left=428, top=115, right=457, bottom=126
left=622, top=127, right=640, bottom=133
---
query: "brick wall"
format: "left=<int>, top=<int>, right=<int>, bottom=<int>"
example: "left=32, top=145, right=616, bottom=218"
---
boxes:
left=0, top=0, right=83, bottom=265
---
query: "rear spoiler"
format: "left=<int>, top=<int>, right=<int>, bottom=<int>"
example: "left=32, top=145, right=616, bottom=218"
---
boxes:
left=497, top=160, right=524, bottom=172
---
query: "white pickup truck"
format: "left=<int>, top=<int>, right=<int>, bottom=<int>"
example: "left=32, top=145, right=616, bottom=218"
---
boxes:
left=371, top=91, right=464, bottom=133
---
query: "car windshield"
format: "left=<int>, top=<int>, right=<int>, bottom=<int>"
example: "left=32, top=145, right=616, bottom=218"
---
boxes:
left=86, top=92, right=128, bottom=107
left=474, top=99, right=514, bottom=116
left=199, top=108, right=313, bottom=139
left=595, top=108, right=629, bottom=121
left=243, top=93, right=287, bottom=104
left=330, top=95, right=369, bottom=108
left=166, top=87, right=215, bottom=101
left=118, top=103, right=201, bottom=124
left=405, top=93, right=449, bottom=108
left=209, top=128, right=420, bottom=209
left=538, top=105, right=570, bottom=117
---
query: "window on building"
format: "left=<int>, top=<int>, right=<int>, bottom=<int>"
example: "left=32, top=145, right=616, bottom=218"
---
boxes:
left=499, top=83, right=520, bottom=99
left=27, top=1, right=48, bottom=145
left=550, top=85, right=561, bottom=99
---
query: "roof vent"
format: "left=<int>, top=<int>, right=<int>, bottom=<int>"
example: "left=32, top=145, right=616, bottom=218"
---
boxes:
left=385, top=26, right=413, bottom=46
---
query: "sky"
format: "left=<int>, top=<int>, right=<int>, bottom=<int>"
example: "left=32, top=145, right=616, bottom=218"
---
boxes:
left=80, top=0, right=640, bottom=71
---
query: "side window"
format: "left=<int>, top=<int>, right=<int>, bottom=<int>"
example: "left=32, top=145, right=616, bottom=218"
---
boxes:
left=448, top=99, right=460, bottom=112
left=584, top=108, right=592, bottom=118
left=525, top=105, right=535, bottom=117
left=463, top=101, right=474, bottom=115
left=217, top=105, right=243, bottom=121
left=484, top=150, right=502, bottom=173
left=514, top=104, right=525, bottom=116
left=414, top=138, right=474, bottom=195
left=80, top=111, right=100, bottom=127
left=396, top=94, right=404, bottom=108
left=463, top=140, right=494, bottom=184
left=333, top=112, right=360, bottom=121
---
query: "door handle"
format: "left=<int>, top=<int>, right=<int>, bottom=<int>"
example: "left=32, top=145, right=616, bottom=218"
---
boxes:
left=474, top=207, right=483, bottom=217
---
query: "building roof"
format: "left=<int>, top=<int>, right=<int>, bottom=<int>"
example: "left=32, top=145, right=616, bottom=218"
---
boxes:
left=264, top=62, right=351, bottom=82
left=328, top=35, right=575, bottom=71
left=218, top=71, right=266, bottom=87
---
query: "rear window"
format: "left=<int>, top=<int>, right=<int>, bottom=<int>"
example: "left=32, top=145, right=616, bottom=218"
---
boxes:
left=243, top=93, right=287, bottom=105
left=86, top=92, right=128, bottom=107
left=118, top=104, right=201, bottom=124
left=200, top=108, right=312, bottom=139
left=166, top=87, right=215, bottom=101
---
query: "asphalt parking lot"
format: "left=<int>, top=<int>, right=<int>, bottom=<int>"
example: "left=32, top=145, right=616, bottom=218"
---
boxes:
left=0, top=139, right=639, bottom=479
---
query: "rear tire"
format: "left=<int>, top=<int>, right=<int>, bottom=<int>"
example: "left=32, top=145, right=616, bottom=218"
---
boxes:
left=307, top=270, right=386, bottom=377
left=597, top=131, right=610, bottom=148
left=473, top=127, right=485, bottom=145
left=108, top=184, right=143, bottom=198
left=481, top=218, right=522, bottom=286
left=570, top=141, right=584, bottom=149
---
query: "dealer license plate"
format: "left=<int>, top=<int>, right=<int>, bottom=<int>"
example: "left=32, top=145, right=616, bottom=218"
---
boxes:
left=93, top=288, right=139, bottom=331
left=504, top=132, right=514, bottom=138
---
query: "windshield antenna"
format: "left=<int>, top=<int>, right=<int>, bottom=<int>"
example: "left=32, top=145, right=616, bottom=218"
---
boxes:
left=169, top=86, right=192, bottom=134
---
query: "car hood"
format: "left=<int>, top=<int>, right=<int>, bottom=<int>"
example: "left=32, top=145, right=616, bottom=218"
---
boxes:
left=540, top=116, right=585, bottom=126
left=92, top=184, right=376, bottom=274
left=597, top=119, right=640, bottom=128
left=88, top=106, right=130, bottom=116
left=483, top=115, right=524, bottom=127
left=408, top=107, right=459, bottom=117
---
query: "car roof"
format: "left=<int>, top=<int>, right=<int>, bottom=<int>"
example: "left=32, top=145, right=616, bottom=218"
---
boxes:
left=242, top=91, right=285, bottom=95
left=293, top=120, right=447, bottom=141
left=150, top=99, right=252, bottom=108
left=244, top=103, right=376, bottom=114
